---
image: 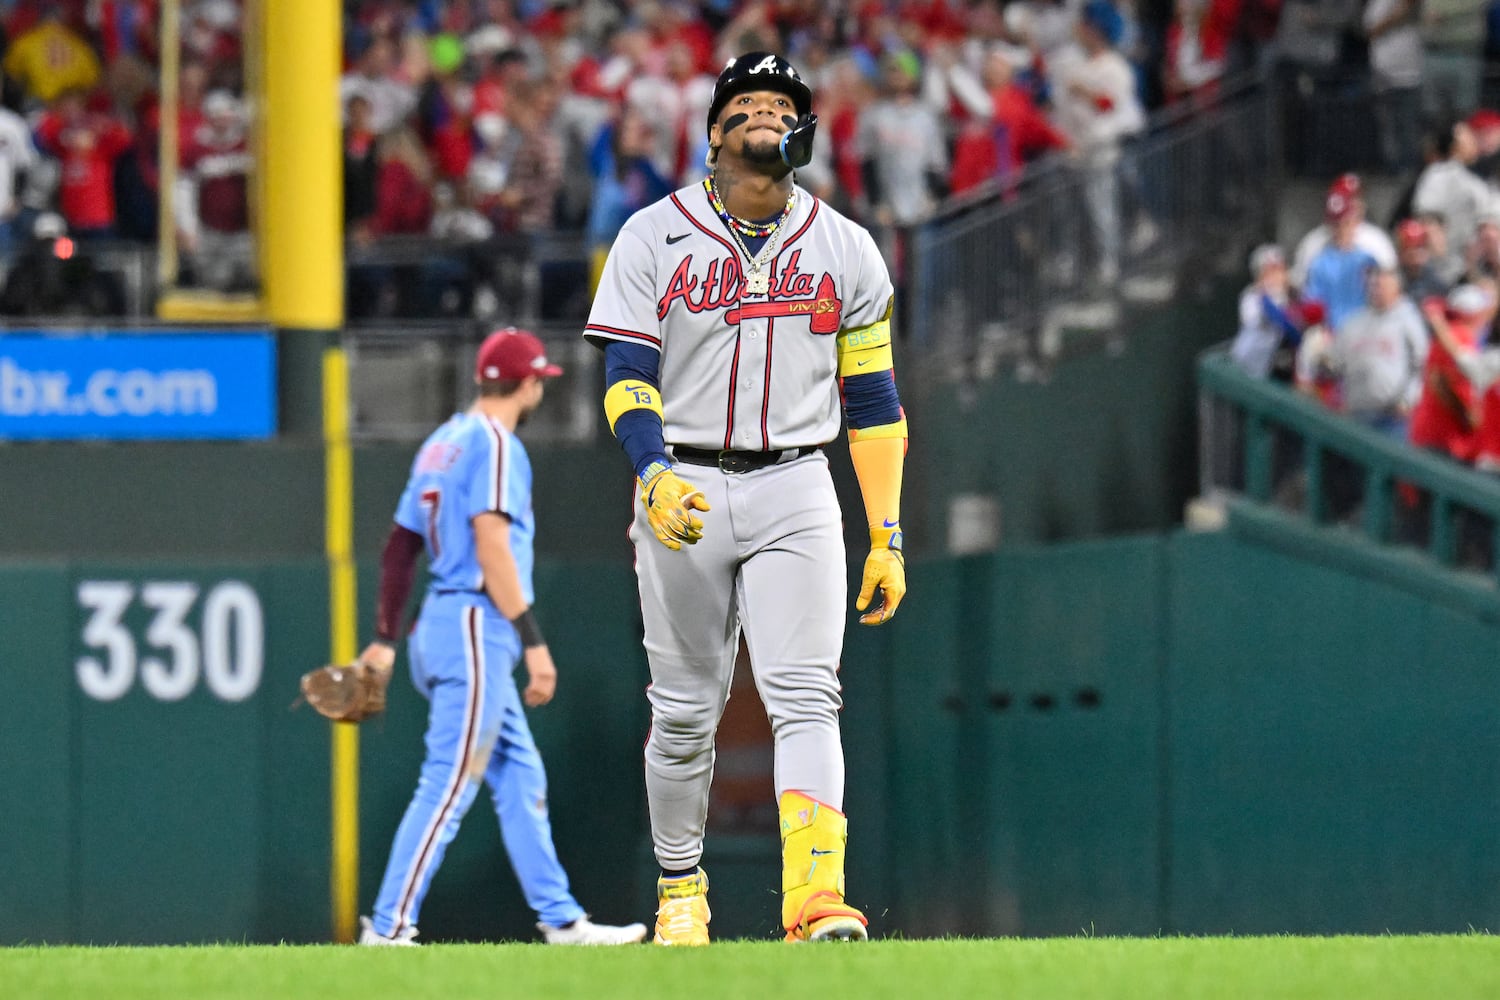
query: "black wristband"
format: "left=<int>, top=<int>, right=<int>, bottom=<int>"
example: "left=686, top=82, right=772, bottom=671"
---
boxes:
left=512, top=608, right=546, bottom=649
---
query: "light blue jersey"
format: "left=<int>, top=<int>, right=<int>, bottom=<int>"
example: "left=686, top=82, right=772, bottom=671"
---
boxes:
left=393, top=411, right=538, bottom=603
left=369, top=408, right=582, bottom=938
left=1304, top=244, right=1379, bottom=333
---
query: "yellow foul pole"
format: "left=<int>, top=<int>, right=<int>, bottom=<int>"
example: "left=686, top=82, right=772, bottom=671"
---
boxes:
left=260, top=0, right=355, bottom=942
left=262, top=0, right=342, bottom=329
left=156, top=0, right=180, bottom=288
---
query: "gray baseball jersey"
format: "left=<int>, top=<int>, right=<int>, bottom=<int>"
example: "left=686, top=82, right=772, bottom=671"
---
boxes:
left=584, top=180, right=895, bottom=872
left=584, top=181, right=894, bottom=451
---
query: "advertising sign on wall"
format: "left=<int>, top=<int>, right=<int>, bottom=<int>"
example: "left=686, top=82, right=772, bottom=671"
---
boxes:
left=0, top=330, right=277, bottom=440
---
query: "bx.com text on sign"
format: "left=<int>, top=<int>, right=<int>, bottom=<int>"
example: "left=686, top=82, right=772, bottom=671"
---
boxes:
left=1, top=358, right=218, bottom=419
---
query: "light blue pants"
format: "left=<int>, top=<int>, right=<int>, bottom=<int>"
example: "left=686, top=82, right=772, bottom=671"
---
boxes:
left=369, top=593, right=583, bottom=936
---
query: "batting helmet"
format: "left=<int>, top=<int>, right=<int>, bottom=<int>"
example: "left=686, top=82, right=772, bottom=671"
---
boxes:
left=705, top=52, right=817, bottom=168
left=706, top=51, right=812, bottom=136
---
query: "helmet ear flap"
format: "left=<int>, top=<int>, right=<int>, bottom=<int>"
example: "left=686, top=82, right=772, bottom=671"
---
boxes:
left=779, top=113, right=818, bottom=169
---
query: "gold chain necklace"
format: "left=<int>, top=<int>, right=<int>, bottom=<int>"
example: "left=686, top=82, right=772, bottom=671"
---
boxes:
left=705, top=177, right=796, bottom=296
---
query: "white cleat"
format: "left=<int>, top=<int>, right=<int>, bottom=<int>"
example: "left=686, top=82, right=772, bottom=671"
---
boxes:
left=538, top=915, right=648, bottom=945
left=359, top=915, right=420, bottom=946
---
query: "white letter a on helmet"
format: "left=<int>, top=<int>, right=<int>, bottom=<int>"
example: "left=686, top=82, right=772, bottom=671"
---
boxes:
left=749, top=54, right=779, bottom=74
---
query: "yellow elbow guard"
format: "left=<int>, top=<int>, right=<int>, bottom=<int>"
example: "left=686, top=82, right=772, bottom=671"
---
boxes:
left=847, top=417, right=908, bottom=443
left=837, top=320, right=893, bottom=376
left=603, top=378, right=664, bottom=434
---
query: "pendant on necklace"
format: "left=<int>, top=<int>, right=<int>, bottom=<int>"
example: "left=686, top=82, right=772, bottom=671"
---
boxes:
left=745, top=271, right=770, bottom=295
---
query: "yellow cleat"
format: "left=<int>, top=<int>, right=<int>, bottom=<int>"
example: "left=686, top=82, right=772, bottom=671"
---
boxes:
left=780, top=791, right=869, bottom=942
left=797, top=912, right=869, bottom=942
left=654, top=868, right=711, bottom=946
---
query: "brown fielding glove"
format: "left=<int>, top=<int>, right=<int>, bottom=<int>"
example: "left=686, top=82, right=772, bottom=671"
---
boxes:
left=300, top=661, right=392, bottom=723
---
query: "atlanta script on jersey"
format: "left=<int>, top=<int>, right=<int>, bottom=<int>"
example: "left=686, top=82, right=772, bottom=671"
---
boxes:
left=584, top=182, right=894, bottom=453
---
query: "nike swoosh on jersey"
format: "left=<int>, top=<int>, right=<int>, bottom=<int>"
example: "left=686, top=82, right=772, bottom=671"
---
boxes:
left=666, top=233, right=690, bottom=245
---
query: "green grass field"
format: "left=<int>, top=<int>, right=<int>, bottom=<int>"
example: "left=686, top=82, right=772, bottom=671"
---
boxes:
left=5, top=937, right=1500, bottom=1000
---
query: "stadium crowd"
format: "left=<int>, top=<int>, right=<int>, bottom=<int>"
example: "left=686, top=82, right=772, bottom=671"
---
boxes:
left=1, top=1, right=1497, bottom=321
left=1229, top=127, right=1500, bottom=489
left=0, top=0, right=1300, bottom=315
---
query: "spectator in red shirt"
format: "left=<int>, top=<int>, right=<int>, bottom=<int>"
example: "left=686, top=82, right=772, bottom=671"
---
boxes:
left=417, top=34, right=476, bottom=181
left=1425, top=281, right=1500, bottom=473
left=34, top=88, right=132, bottom=238
left=949, top=48, right=1069, bottom=195
left=1164, top=0, right=1234, bottom=106
left=178, top=90, right=253, bottom=291
left=1411, top=285, right=1491, bottom=463
left=371, top=127, right=434, bottom=236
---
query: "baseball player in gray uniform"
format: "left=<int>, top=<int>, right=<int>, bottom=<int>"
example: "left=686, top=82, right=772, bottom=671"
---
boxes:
left=583, top=52, right=909, bottom=945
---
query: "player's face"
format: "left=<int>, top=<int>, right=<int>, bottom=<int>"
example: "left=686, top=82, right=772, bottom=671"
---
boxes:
left=517, top=376, right=546, bottom=425
left=717, top=90, right=797, bottom=167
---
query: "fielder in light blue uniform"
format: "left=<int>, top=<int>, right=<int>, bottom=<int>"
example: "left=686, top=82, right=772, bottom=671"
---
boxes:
left=357, top=328, right=645, bottom=947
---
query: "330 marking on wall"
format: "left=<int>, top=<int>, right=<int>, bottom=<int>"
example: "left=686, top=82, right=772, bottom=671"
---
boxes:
left=76, top=580, right=264, bottom=702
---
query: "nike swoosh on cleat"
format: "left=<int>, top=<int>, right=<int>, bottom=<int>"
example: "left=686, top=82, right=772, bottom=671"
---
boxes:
left=666, top=233, right=690, bottom=245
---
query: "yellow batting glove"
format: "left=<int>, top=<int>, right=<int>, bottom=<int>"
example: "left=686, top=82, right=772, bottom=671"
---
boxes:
left=856, top=521, right=906, bottom=625
left=639, top=463, right=711, bottom=551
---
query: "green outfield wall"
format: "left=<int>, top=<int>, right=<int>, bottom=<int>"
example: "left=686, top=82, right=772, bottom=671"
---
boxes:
left=4, top=508, right=1498, bottom=944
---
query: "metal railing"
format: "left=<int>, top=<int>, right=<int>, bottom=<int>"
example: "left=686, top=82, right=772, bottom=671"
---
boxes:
left=343, top=320, right=600, bottom=444
left=1198, top=349, right=1500, bottom=583
left=0, top=239, right=160, bottom=320
left=344, top=231, right=590, bottom=324
left=0, top=231, right=592, bottom=325
left=910, top=73, right=1277, bottom=370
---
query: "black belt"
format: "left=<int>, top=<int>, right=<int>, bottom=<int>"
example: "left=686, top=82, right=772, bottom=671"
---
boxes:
left=671, top=445, right=820, bottom=474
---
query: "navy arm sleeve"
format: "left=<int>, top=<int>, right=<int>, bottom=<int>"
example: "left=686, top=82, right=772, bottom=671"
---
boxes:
left=604, top=341, right=671, bottom=479
left=840, top=370, right=903, bottom=429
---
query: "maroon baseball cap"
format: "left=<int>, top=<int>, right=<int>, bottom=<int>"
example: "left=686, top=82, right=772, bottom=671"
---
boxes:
left=1324, top=173, right=1362, bottom=220
left=1396, top=218, right=1427, bottom=248
left=475, top=327, right=564, bottom=382
left=1469, top=108, right=1500, bottom=133
left=1328, top=172, right=1361, bottom=200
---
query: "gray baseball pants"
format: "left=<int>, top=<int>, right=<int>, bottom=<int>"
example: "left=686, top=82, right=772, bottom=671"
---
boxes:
left=631, top=452, right=847, bottom=871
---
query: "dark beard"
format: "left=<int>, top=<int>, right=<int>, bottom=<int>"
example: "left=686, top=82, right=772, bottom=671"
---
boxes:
left=740, top=134, right=784, bottom=167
